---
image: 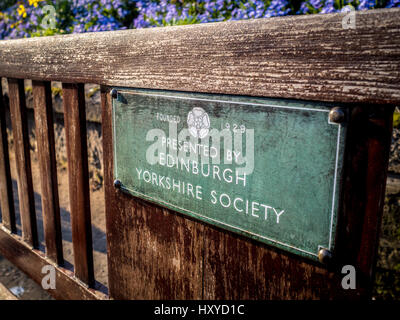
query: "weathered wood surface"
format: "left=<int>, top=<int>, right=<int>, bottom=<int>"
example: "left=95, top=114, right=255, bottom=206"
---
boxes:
left=202, top=227, right=348, bottom=299
left=102, top=85, right=393, bottom=299
left=0, top=227, right=106, bottom=300
left=201, top=106, right=393, bottom=299
left=335, top=105, right=394, bottom=297
left=1, top=9, right=400, bottom=104
left=8, top=78, right=38, bottom=248
left=63, top=83, right=95, bottom=287
left=101, top=87, right=204, bottom=299
left=33, top=81, right=64, bottom=265
left=0, top=82, right=16, bottom=233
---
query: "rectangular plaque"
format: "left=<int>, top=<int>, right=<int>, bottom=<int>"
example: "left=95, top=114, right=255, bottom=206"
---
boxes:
left=112, top=88, right=347, bottom=262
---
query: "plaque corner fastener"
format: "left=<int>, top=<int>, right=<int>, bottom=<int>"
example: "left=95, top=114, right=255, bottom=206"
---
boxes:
left=318, top=247, right=333, bottom=265
left=110, top=88, right=118, bottom=99
left=114, top=179, right=122, bottom=189
left=329, top=107, right=346, bottom=124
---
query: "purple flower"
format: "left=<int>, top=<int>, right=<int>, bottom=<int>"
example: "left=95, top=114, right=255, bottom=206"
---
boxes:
left=386, top=0, right=400, bottom=6
left=358, top=0, right=376, bottom=10
left=0, top=0, right=392, bottom=40
left=320, top=0, right=338, bottom=13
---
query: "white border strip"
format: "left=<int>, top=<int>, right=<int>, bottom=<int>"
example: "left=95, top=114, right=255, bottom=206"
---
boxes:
left=113, top=90, right=342, bottom=258
left=118, top=91, right=331, bottom=113
left=329, top=124, right=341, bottom=249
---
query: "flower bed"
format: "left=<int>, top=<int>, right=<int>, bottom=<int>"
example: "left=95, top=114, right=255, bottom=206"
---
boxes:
left=0, top=0, right=399, bottom=40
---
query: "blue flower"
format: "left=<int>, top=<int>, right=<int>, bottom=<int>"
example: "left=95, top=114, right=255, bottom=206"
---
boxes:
left=386, top=0, right=400, bottom=7
left=0, top=0, right=394, bottom=40
left=358, top=0, right=376, bottom=10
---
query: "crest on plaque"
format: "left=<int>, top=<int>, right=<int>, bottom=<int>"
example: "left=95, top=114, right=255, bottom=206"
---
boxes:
left=187, top=107, right=210, bottom=138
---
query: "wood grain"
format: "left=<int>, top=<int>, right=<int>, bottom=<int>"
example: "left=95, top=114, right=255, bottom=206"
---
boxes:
left=0, top=227, right=106, bottom=300
left=202, top=106, right=394, bottom=300
left=33, top=81, right=64, bottom=265
left=8, top=78, right=38, bottom=248
left=0, top=81, right=16, bottom=233
left=202, top=226, right=349, bottom=299
left=335, top=105, right=394, bottom=297
left=203, top=106, right=394, bottom=299
left=102, top=84, right=393, bottom=299
left=1, top=9, right=400, bottom=104
left=62, top=83, right=94, bottom=287
left=0, top=281, right=18, bottom=300
left=101, top=86, right=204, bottom=299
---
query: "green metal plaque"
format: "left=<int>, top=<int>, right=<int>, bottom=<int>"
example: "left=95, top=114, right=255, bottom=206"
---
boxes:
left=112, top=88, right=347, bottom=262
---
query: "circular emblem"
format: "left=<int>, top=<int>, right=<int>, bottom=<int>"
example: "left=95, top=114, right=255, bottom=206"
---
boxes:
left=187, top=107, right=210, bottom=139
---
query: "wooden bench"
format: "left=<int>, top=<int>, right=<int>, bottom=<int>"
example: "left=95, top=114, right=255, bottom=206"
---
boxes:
left=0, top=8, right=399, bottom=299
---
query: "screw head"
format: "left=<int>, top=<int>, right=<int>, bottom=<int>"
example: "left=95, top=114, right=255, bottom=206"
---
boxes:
left=318, top=248, right=333, bottom=265
left=110, top=89, right=118, bottom=99
left=114, top=179, right=122, bottom=189
left=329, top=107, right=345, bottom=123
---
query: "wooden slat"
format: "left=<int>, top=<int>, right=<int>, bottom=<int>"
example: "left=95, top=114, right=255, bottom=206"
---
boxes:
left=62, top=83, right=94, bottom=287
left=33, top=81, right=63, bottom=265
left=0, top=81, right=16, bottom=233
left=202, top=226, right=350, bottom=299
left=335, top=105, right=395, bottom=296
left=8, top=78, right=38, bottom=248
left=0, top=227, right=106, bottom=300
left=0, top=9, right=400, bottom=104
left=101, top=86, right=204, bottom=299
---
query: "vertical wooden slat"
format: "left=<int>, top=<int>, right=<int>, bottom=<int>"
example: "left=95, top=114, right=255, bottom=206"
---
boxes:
left=33, top=80, right=64, bottom=264
left=62, top=83, right=94, bottom=287
left=0, top=80, right=16, bottom=233
left=8, top=78, right=38, bottom=247
left=336, top=105, right=395, bottom=297
left=101, top=86, right=204, bottom=299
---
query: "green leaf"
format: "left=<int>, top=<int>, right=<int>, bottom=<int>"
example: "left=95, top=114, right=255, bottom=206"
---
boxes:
left=394, top=112, right=400, bottom=128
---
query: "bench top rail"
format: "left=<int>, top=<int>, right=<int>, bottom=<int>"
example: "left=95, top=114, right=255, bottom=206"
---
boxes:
left=0, top=8, right=399, bottom=104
